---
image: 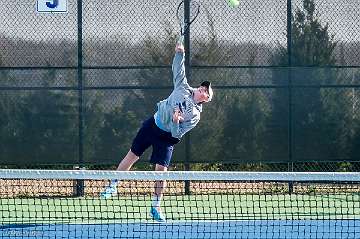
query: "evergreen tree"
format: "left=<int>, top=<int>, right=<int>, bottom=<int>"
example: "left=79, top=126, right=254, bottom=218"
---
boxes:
left=13, top=68, right=79, bottom=164
left=270, top=0, right=355, bottom=167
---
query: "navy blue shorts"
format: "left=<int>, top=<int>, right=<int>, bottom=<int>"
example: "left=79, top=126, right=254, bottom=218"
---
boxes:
left=130, top=117, right=180, bottom=167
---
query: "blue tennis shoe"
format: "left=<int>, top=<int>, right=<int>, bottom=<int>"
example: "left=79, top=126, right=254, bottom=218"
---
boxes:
left=150, top=207, right=166, bottom=222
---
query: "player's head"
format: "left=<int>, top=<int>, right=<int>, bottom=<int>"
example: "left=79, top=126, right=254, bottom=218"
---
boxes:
left=194, top=81, right=213, bottom=104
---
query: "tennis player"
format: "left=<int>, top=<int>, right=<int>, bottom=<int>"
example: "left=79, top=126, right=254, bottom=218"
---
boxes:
left=100, top=40, right=213, bottom=222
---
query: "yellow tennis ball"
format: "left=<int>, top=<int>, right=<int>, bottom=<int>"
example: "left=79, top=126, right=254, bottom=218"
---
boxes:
left=228, top=0, right=239, bottom=8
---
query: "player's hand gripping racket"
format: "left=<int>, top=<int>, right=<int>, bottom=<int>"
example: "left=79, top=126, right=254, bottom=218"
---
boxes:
left=176, top=0, right=200, bottom=45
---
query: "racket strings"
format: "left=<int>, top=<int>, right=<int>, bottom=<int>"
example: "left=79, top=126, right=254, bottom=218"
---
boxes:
left=176, top=0, right=200, bottom=39
left=189, top=2, right=200, bottom=22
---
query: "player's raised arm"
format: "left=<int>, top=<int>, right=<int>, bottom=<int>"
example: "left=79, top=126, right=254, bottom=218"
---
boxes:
left=172, top=42, right=187, bottom=89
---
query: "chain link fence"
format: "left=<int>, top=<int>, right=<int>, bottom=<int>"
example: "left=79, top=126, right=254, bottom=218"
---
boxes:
left=0, top=0, right=359, bottom=171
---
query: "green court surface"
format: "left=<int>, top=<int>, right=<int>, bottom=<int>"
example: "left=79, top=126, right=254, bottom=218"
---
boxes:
left=1, top=193, right=360, bottom=224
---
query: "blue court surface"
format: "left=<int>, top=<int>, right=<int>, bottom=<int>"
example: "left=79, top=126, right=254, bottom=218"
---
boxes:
left=1, top=220, right=359, bottom=239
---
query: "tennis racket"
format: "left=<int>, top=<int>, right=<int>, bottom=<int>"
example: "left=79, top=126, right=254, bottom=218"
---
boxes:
left=176, top=0, right=200, bottom=44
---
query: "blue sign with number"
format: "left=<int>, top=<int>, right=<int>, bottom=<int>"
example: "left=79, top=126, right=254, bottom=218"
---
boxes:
left=46, top=0, right=59, bottom=9
left=37, top=0, right=67, bottom=13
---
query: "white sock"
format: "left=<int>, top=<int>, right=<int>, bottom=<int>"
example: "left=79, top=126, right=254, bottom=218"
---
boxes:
left=152, top=195, right=161, bottom=208
left=110, top=179, right=118, bottom=187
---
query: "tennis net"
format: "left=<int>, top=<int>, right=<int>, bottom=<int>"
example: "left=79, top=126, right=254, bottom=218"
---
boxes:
left=0, top=169, right=359, bottom=238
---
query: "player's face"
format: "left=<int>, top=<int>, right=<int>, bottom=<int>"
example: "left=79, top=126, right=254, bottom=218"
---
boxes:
left=194, top=86, right=210, bottom=103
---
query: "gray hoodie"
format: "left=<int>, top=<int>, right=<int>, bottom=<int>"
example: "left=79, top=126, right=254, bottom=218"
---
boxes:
left=154, top=51, right=202, bottom=139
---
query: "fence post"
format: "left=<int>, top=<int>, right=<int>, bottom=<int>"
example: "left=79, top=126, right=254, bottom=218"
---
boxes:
left=76, top=0, right=85, bottom=198
left=77, top=0, right=84, bottom=167
left=287, top=0, right=294, bottom=194
left=184, top=0, right=191, bottom=195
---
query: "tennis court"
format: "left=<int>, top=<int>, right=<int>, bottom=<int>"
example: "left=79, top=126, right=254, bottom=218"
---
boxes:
left=1, top=170, right=360, bottom=238
left=2, top=220, right=360, bottom=239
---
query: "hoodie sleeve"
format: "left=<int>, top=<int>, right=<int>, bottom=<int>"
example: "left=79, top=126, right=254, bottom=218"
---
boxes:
left=172, top=52, right=188, bottom=89
left=170, top=116, right=199, bottom=139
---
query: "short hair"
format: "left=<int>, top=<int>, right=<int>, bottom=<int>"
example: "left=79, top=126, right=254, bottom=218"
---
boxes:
left=200, top=81, right=214, bottom=102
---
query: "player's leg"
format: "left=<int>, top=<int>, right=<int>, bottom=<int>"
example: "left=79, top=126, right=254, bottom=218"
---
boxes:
left=116, top=150, right=139, bottom=171
left=149, top=141, right=174, bottom=222
left=100, top=118, right=153, bottom=199
left=150, top=164, right=168, bottom=222
left=99, top=150, right=139, bottom=198
left=154, top=164, right=167, bottom=204
left=100, top=149, right=142, bottom=199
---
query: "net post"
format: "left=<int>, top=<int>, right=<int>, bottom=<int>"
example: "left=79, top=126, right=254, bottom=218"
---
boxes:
left=184, top=163, right=191, bottom=195
left=73, top=165, right=85, bottom=197
left=287, top=162, right=294, bottom=194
